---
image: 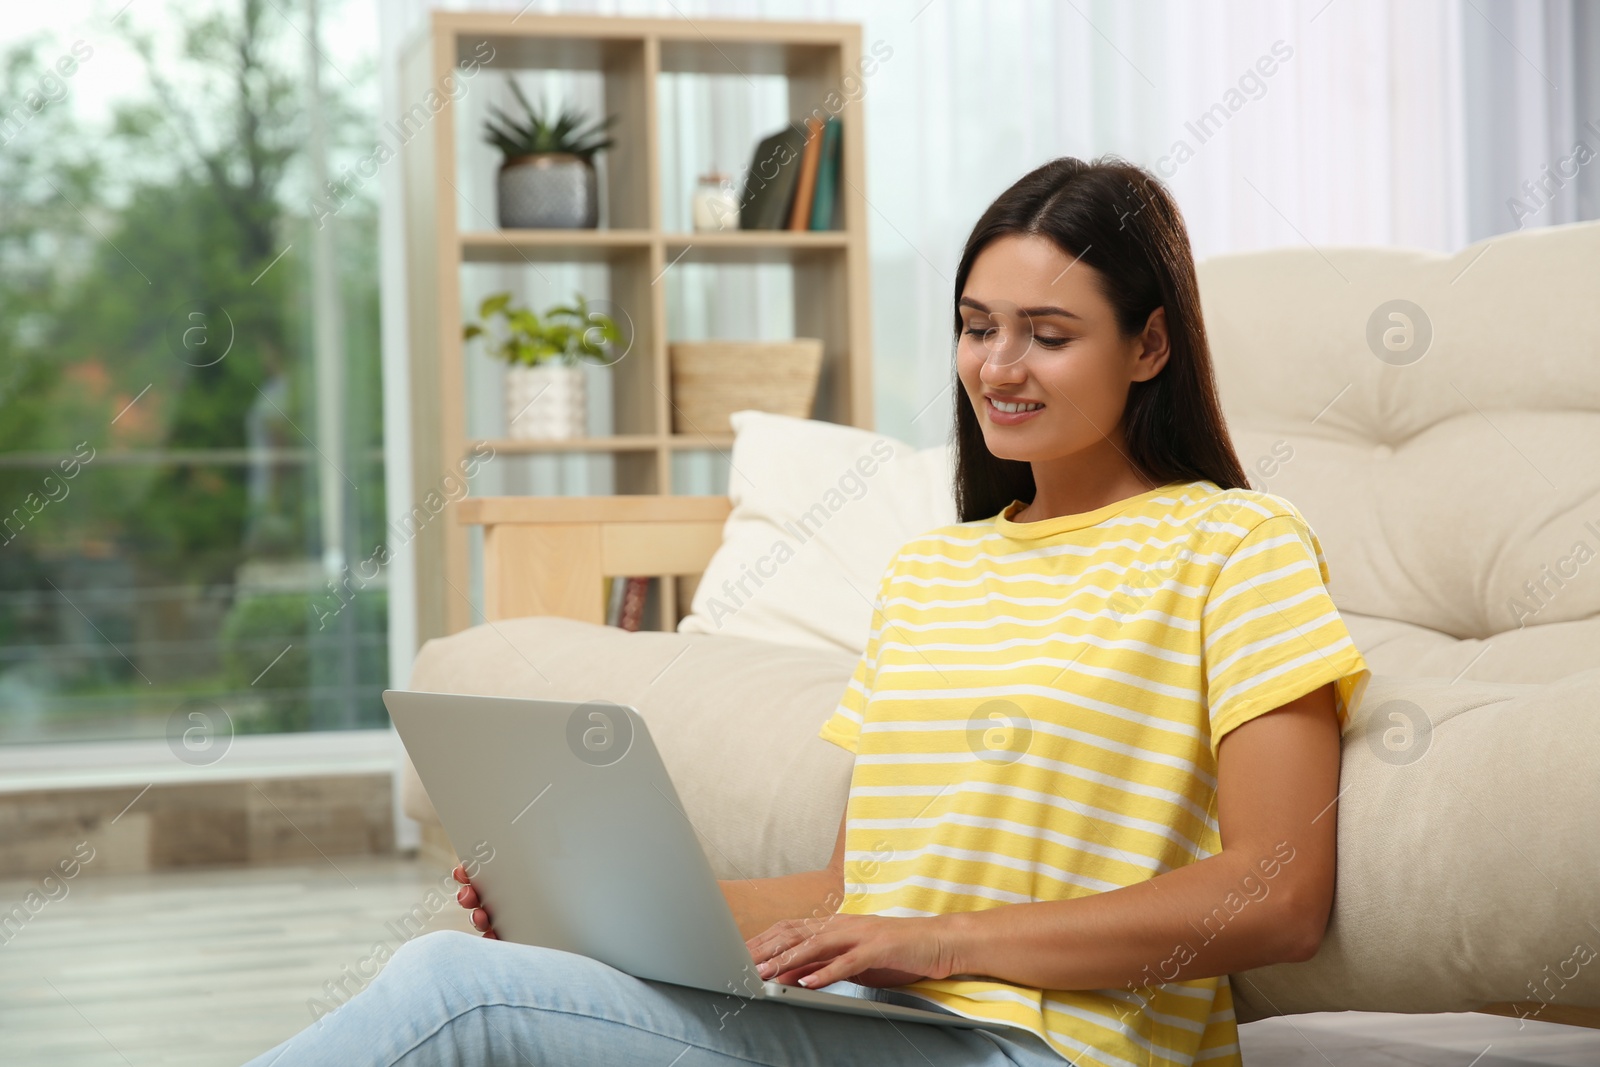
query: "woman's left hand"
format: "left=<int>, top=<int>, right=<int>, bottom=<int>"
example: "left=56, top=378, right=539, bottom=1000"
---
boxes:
left=746, top=912, right=960, bottom=990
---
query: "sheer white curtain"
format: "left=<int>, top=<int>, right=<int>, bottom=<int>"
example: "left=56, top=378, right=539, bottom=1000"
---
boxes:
left=374, top=0, right=1585, bottom=682
left=1461, top=0, right=1600, bottom=239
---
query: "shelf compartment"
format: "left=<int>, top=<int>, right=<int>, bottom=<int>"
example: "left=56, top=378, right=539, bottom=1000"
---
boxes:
left=466, top=449, right=660, bottom=496
left=461, top=247, right=659, bottom=441
left=453, top=31, right=652, bottom=231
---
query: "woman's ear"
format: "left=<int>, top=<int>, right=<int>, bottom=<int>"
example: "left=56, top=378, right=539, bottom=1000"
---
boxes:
left=1132, top=306, right=1171, bottom=382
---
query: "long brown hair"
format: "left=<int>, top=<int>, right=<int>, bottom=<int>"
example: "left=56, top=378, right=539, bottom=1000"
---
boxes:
left=951, top=155, right=1248, bottom=523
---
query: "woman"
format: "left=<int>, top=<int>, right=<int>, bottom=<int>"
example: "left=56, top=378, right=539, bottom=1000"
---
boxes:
left=245, top=155, right=1369, bottom=1067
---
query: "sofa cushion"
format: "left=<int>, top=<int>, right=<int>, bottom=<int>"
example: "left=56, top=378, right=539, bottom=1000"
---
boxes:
left=1230, top=665, right=1600, bottom=1022
left=1197, top=219, right=1600, bottom=687
left=404, top=618, right=1600, bottom=1021
left=674, top=409, right=955, bottom=655
left=1340, top=609, right=1600, bottom=686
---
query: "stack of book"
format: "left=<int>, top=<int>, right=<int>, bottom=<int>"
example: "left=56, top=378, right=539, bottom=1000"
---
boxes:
left=737, top=116, right=843, bottom=231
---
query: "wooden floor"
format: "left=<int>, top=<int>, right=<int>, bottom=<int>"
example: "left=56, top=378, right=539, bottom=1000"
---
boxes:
left=0, top=855, right=476, bottom=1066
left=3, top=856, right=1598, bottom=1066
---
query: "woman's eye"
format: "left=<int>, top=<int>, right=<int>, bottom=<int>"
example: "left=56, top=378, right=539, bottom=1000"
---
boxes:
left=962, top=326, right=1070, bottom=349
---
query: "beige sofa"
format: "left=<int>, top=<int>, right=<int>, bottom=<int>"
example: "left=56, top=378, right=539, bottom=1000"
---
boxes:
left=401, top=218, right=1600, bottom=1028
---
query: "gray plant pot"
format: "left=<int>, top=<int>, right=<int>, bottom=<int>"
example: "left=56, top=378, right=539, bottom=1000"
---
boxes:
left=497, top=153, right=598, bottom=229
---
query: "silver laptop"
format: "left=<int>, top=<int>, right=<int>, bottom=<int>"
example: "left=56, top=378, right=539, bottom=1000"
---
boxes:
left=384, top=690, right=1024, bottom=1034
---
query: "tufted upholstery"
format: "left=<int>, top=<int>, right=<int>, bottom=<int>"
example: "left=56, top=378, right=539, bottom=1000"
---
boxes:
left=1199, top=219, right=1600, bottom=684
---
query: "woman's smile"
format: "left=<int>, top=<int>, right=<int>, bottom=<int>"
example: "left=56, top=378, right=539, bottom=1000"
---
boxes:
left=985, top=394, right=1047, bottom=424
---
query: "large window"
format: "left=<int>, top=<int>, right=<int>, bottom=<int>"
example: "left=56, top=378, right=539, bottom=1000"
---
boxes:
left=0, top=0, right=386, bottom=744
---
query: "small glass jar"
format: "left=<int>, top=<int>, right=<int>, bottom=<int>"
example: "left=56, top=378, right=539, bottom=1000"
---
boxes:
left=691, top=173, right=739, bottom=232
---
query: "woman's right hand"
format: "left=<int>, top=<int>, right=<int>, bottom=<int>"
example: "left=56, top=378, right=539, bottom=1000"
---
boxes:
left=453, top=863, right=499, bottom=939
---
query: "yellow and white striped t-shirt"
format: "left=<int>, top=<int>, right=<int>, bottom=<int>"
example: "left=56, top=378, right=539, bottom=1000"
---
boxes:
left=817, top=478, right=1371, bottom=1067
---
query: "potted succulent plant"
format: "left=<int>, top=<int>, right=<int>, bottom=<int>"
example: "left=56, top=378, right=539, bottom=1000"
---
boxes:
left=462, top=292, right=623, bottom=441
left=484, top=83, right=617, bottom=229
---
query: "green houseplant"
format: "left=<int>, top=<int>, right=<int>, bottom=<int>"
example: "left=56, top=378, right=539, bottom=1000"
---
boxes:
left=462, top=291, right=623, bottom=440
left=485, top=83, right=618, bottom=229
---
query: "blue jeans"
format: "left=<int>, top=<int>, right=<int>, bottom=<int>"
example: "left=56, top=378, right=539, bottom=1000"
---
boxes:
left=242, top=929, right=1072, bottom=1066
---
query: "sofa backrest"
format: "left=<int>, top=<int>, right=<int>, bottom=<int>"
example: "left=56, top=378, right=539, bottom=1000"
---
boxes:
left=680, top=223, right=1600, bottom=684
left=1197, top=219, right=1600, bottom=682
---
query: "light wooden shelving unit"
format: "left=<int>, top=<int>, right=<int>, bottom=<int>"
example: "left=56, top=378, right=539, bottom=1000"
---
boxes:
left=400, top=12, right=874, bottom=644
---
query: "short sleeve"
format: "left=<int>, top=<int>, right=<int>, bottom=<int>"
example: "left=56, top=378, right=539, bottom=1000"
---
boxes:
left=817, top=559, right=899, bottom=755
left=1201, top=512, right=1371, bottom=761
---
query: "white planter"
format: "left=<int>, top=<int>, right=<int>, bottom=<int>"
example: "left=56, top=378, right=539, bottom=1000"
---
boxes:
left=505, top=363, right=587, bottom=440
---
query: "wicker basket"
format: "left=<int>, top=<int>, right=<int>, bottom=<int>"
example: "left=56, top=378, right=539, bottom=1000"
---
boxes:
left=668, top=339, right=824, bottom=435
